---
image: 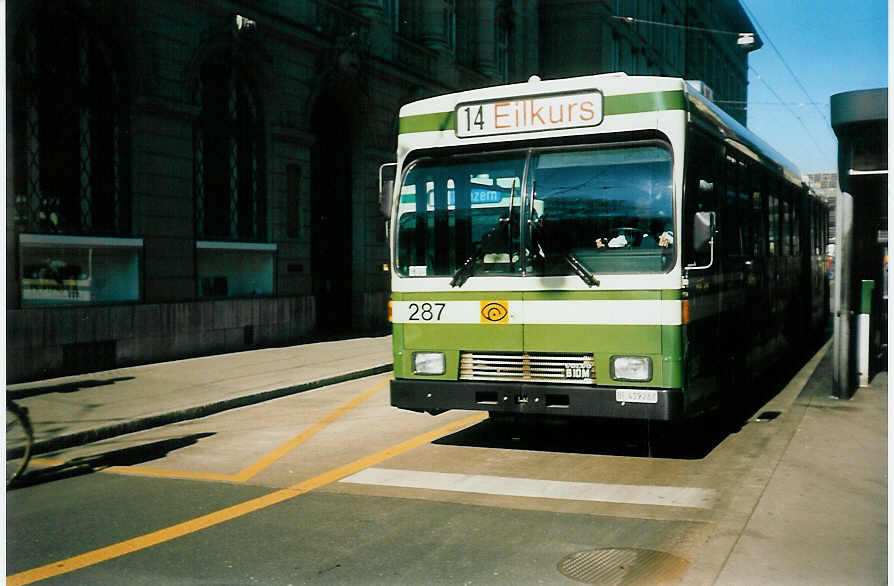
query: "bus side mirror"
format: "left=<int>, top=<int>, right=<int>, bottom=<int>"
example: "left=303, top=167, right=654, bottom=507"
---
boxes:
left=687, top=211, right=716, bottom=272
left=693, top=211, right=716, bottom=252
left=378, top=163, right=396, bottom=219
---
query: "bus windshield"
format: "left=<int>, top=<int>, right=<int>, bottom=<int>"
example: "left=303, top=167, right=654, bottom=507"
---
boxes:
left=395, top=143, right=674, bottom=280
left=531, top=144, right=674, bottom=276
left=396, top=152, right=526, bottom=279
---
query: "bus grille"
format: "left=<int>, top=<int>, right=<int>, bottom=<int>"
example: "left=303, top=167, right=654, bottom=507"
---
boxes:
left=459, top=352, right=596, bottom=384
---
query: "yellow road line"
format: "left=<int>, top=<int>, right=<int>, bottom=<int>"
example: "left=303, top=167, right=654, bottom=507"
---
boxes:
left=29, top=458, right=237, bottom=482
left=232, top=379, right=389, bottom=481
left=28, top=379, right=389, bottom=484
left=106, top=466, right=239, bottom=482
left=7, top=412, right=487, bottom=586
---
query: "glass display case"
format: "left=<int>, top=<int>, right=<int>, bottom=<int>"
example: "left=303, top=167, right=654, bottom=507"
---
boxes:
left=19, top=234, right=143, bottom=306
left=196, top=241, right=276, bottom=298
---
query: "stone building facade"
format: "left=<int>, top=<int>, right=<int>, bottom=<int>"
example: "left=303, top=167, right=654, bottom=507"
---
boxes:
left=540, top=0, right=759, bottom=125
left=6, top=0, right=757, bottom=381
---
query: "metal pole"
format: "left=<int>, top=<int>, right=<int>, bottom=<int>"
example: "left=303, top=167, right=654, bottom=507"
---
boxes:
left=832, top=192, right=855, bottom=398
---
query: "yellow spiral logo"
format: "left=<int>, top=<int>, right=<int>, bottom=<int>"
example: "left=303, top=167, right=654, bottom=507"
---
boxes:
left=480, top=301, right=509, bottom=323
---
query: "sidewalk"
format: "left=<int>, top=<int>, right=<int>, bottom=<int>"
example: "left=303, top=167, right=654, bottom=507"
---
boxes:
left=7, top=335, right=393, bottom=456
left=685, top=349, right=888, bottom=585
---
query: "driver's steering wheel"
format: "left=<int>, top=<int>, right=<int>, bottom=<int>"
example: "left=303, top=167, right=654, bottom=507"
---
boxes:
left=613, top=226, right=649, bottom=247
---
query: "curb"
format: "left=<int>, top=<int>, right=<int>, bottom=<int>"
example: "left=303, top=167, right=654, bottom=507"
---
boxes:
left=28, top=364, right=393, bottom=457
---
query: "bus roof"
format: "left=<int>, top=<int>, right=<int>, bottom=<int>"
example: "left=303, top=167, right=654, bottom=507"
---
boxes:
left=399, top=73, right=679, bottom=115
left=398, top=73, right=802, bottom=185
left=684, top=82, right=802, bottom=184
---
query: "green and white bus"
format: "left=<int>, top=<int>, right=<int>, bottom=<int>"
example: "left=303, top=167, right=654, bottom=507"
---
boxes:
left=381, top=73, right=828, bottom=423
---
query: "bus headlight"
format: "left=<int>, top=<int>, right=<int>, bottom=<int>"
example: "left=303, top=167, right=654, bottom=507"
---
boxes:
left=611, top=356, right=652, bottom=382
left=413, top=352, right=446, bottom=375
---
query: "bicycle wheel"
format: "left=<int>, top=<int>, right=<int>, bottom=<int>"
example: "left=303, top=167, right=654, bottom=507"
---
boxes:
left=7, top=401, right=33, bottom=487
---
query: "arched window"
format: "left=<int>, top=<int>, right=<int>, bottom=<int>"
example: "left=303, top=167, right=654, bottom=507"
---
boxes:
left=194, top=55, right=265, bottom=241
left=12, top=4, right=130, bottom=236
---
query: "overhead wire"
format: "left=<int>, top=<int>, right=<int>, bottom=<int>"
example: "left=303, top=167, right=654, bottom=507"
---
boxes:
left=611, top=6, right=836, bottom=165
left=748, top=65, right=832, bottom=161
left=714, top=100, right=830, bottom=107
left=739, top=0, right=836, bottom=135
left=610, top=15, right=745, bottom=38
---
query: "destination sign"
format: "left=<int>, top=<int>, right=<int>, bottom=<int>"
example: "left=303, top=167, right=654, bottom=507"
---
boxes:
left=456, top=90, right=603, bottom=138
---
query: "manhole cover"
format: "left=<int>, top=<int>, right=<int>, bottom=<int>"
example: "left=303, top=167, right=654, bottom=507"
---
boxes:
left=557, top=547, right=690, bottom=585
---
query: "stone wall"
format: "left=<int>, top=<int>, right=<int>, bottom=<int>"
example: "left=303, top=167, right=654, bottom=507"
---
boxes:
left=6, top=296, right=315, bottom=382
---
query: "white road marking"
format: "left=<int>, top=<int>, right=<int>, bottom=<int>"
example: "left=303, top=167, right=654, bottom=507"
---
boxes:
left=340, top=468, right=715, bottom=509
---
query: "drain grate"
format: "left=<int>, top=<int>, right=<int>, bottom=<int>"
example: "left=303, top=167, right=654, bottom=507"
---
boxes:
left=754, top=410, right=782, bottom=422
left=557, top=547, right=689, bottom=585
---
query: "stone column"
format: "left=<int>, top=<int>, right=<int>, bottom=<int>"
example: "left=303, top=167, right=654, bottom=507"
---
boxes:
left=351, top=0, right=384, bottom=19
left=476, top=0, right=497, bottom=75
left=419, top=1, right=449, bottom=51
left=522, top=0, right=538, bottom=77
left=352, top=0, right=390, bottom=59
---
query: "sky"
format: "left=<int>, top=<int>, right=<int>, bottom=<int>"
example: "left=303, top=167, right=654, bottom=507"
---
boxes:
left=739, top=0, right=888, bottom=175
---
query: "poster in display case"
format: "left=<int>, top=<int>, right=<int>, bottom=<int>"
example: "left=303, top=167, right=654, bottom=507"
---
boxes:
left=19, top=234, right=142, bottom=306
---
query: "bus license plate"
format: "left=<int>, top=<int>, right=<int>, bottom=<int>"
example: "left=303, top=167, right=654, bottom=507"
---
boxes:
left=616, top=389, right=658, bottom=404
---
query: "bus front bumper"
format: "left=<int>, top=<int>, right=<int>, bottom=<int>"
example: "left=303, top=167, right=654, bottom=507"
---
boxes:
left=390, top=379, right=685, bottom=421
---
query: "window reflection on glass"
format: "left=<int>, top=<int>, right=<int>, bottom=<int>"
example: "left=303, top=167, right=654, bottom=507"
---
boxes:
left=395, top=143, right=675, bottom=280
left=531, top=145, right=674, bottom=275
left=396, top=153, right=526, bottom=277
left=768, top=194, right=779, bottom=256
left=20, top=239, right=141, bottom=306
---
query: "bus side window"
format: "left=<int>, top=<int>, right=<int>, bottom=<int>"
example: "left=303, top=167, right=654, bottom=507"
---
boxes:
left=791, top=187, right=800, bottom=256
left=684, top=131, right=718, bottom=264
left=768, top=180, right=779, bottom=256
left=813, top=200, right=821, bottom=255
left=723, top=154, right=741, bottom=258
left=739, top=162, right=752, bottom=257
left=730, top=156, right=749, bottom=258
left=812, top=200, right=819, bottom=254
left=751, top=165, right=766, bottom=259
left=781, top=197, right=790, bottom=256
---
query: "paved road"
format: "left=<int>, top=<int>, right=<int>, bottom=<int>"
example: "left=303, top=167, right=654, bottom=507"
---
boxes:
left=6, top=347, right=884, bottom=585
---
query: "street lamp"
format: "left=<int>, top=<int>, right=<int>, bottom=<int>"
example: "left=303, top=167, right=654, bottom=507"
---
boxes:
left=737, top=33, right=755, bottom=47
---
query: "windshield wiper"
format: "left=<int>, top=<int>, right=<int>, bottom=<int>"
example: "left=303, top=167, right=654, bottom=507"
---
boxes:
left=531, top=222, right=599, bottom=288
left=451, top=181, right=518, bottom=288
left=450, top=247, right=482, bottom=287
left=566, top=253, right=600, bottom=287
left=450, top=219, right=506, bottom=287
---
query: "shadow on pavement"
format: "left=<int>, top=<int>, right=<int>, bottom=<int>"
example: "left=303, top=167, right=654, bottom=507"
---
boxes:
left=10, top=432, right=215, bottom=490
left=8, top=377, right=136, bottom=400
left=434, top=416, right=725, bottom=459
left=435, top=339, right=829, bottom=460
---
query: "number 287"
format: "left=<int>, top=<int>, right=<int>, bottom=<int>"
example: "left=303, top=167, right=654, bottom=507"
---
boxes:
left=408, top=302, right=445, bottom=321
